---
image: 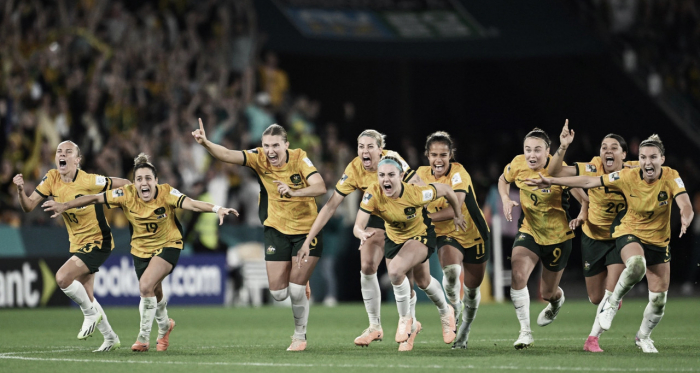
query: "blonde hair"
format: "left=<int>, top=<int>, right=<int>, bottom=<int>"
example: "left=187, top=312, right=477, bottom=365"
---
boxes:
left=133, top=153, right=158, bottom=178
left=639, top=134, right=665, bottom=155
left=378, top=154, right=403, bottom=173
left=358, top=129, right=386, bottom=148
left=262, top=124, right=288, bottom=142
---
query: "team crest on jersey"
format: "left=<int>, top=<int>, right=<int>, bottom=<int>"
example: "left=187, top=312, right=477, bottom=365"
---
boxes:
left=608, top=172, right=620, bottom=182
left=74, top=194, right=87, bottom=210
left=266, top=246, right=276, bottom=255
left=362, top=193, right=372, bottom=204
left=585, top=164, right=597, bottom=173
left=339, top=174, right=348, bottom=185
left=112, top=189, right=124, bottom=198
left=584, top=261, right=590, bottom=270
left=517, top=233, right=526, bottom=241
left=154, top=207, right=167, bottom=219
left=290, top=174, right=302, bottom=185
left=657, top=191, right=668, bottom=201
left=627, top=235, right=635, bottom=242
left=404, top=207, right=417, bottom=219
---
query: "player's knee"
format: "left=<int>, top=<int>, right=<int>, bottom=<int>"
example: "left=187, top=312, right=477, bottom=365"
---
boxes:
left=588, top=294, right=604, bottom=305
left=649, top=291, right=667, bottom=314
left=625, top=255, right=647, bottom=282
left=510, top=268, right=529, bottom=286
left=55, top=272, right=73, bottom=289
left=388, top=270, right=405, bottom=285
left=288, top=283, right=306, bottom=302
left=442, top=264, right=461, bottom=284
left=270, top=287, right=289, bottom=301
left=360, top=262, right=378, bottom=275
left=139, top=282, right=155, bottom=297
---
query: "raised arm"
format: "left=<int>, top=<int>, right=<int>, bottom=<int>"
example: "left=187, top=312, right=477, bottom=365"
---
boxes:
left=498, top=174, right=519, bottom=222
left=525, top=173, right=603, bottom=190
left=274, top=173, right=326, bottom=198
left=676, top=193, right=694, bottom=237
left=181, top=197, right=239, bottom=225
left=42, top=193, right=106, bottom=218
left=297, top=191, right=346, bottom=267
left=548, top=119, right=578, bottom=177
left=192, top=118, right=245, bottom=165
left=13, top=174, right=45, bottom=212
left=432, top=183, right=468, bottom=231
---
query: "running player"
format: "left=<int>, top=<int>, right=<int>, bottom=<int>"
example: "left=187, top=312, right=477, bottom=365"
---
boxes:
left=525, top=134, right=693, bottom=353
left=297, top=129, right=420, bottom=347
left=353, top=154, right=465, bottom=351
left=43, top=153, right=239, bottom=352
left=13, top=140, right=129, bottom=352
left=498, top=128, right=576, bottom=349
left=416, top=131, right=490, bottom=350
left=192, top=119, right=324, bottom=351
left=546, top=121, right=634, bottom=352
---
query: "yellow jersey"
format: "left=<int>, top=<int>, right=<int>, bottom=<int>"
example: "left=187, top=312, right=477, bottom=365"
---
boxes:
left=417, top=163, right=490, bottom=248
left=360, top=182, right=438, bottom=243
left=243, top=148, right=319, bottom=235
left=335, top=149, right=415, bottom=197
left=104, top=184, right=186, bottom=258
left=35, top=169, right=115, bottom=252
left=601, top=167, right=686, bottom=247
left=504, top=155, right=574, bottom=245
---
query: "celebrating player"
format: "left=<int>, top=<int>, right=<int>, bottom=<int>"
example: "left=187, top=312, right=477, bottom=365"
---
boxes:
left=297, top=129, right=421, bottom=347
left=498, top=128, right=578, bottom=349
left=546, top=121, right=634, bottom=352
left=525, top=134, right=693, bottom=353
left=193, top=119, right=324, bottom=351
left=14, top=140, right=129, bottom=352
left=43, top=153, right=239, bottom=352
left=416, top=131, right=490, bottom=350
left=353, top=154, right=465, bottom=351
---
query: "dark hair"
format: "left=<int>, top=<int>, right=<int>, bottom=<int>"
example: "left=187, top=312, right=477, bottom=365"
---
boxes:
left=425, top=131, right=456, bottom=159
left=262, top=124, right=288, bottom=143
left=524, top=127, right=551, bottom=148
left=639, top=134, right=665, bottom=155
left=134, top=153, right=158, bottom=178
left=602, top=133, right=628, bottom=153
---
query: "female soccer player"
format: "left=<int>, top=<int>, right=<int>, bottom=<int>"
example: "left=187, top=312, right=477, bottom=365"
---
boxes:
left=353, top=154, right=465, bottom=351
left=498, top=128, right=577, bottom=349
left=297, top=129, right=420, bottom=347
left=14, top=140, right=130, bottom=352
left=192, top=119, right=324, bottom=351
left=525, top=134, right=693, bottom=353
left=43, top=153, right=238, bottom=352
left=547, top=121, right=633, bottom=352
left=416, top=131, right=490, bottom=350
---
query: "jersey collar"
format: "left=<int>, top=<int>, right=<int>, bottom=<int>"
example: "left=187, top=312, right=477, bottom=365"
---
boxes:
left=72, top=169, right=81, bottom=182
left=153, top=185, right=159, bottom=200
left=543, top=156, right=550, bottom=170
left=399, top=183, right=405, bottom=198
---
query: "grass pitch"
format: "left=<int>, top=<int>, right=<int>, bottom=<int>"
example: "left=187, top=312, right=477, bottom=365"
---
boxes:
left=1, top=299, right=699, bottom=373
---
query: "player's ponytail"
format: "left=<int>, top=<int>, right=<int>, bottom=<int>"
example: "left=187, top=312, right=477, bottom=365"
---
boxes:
left=640, top=134, right=665, bottom=156
left=134, top=153, right=158, bottom=178
left=425, top=131, right=456, bottom=159
left=524, top=128, right=551, bottom=148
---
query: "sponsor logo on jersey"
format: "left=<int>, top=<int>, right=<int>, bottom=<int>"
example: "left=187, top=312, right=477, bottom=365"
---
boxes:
left=290, top=174, right=302, bottom=185
left=608, top=172, right=620, bottom=182
left=675, top=177, right=685, bottom=188
left=266, top=246, right=276, bottom=255
left=339, top=174, right=348, bottom=185
left=422, top=189, right=434, bottom=202
left=585, top=164, right=597, bottom=173
left=112, top=189, right=124, bottom=198
left=362, top=193, right=372, bottom=204
left=451, top=172, right=462, bottom=186
left=170, top=188, right=183, bottom=197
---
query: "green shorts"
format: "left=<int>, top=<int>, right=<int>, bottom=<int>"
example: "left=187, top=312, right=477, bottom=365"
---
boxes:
left=615, top=235, right=670, bottom=266
left=581, top=233, right=623, bottom=277
left=132, top=247, right=182, bottom=280
left=367, top=215, right=385, bottom=230
left=513, top=232, right=572, bottom=272
left=436, top=236, right=489, bottom=264
left=385, top=227, right=436, bottom=261
left=264, top=226, right=323, bottom=261
left=73, top=242, right=113, bottom=274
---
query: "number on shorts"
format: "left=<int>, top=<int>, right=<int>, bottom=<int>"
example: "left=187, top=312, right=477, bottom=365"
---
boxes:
left=530, top=193, right=539, bottom=206
left=412, top=236, right=428, bottom=245
left=144, top=222, right=158, bottom=234
left=551, top=247, right=562, bottom=264
left=476, top=243, right=485, bottom=256
left=665, top=246, right=670, bottom=257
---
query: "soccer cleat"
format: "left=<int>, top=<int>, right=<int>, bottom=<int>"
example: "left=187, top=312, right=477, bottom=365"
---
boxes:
left=598, top=298, right=620, bottom=331
left=452, top=317, right=470, bottom=349
left=514, top=330, right=534, bottom=350
left=354, top=325, right=383, bottom=346
left=398, top=320, right=422, bottom=352
left=395, top=316, right=413, bottom=343
left=93, top=335, right=121, bottom=352
left=156, top=318, right=176, bottom=351
left=306, top=282, right=311, bottom=300
left=537, top=292, right=565, bottom=327
left=287, top=336, right=307, bottom=351
left=583, top=336, right=603, bottom=352
left=131, top=341, right=149, bottom=352
left=440, top=305, right=457, bottom=344
left=77, top=312, right=103, bottom=340
left=635, top=333, right=658, bottom=353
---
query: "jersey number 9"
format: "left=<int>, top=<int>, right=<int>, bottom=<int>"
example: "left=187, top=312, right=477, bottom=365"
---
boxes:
left=144, top=222, right=159, bottom=234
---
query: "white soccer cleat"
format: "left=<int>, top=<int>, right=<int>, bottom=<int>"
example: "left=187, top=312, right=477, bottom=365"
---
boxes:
left=514, top=330, right=534, bottom=350
left=77, top=312, right=103, bottom=340
left=93, top=335, right=121, bottom=352
left=598, top=298, right=620, bottom=331
left=635, top=333, right=658, bottom=353
left=452, top=319, right=470, bottom=350
left=537, top=293, right=565, bottom=327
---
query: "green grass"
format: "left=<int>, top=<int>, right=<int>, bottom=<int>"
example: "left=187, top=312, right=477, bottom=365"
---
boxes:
left=1, top=299, right=699, bottom=373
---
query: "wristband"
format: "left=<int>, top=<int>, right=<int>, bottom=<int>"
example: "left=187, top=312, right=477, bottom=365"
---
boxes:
left=212, top=205, right=221, bottom=213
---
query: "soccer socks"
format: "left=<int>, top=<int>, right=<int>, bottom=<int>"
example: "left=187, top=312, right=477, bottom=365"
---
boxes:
left=62, top=280, right=97, bottom=316
left=511, top=287, right=531, bottom=331
left=442, top=264, right=462, bottom=306
left=393, top=277, right=411, bottom=317
left=270, top=287, right=289, bottom=302
left=420, top=276, right=450, bottom=315
left=609, top=255, right=646, bottom=305
left=155, top=298, right=170, bottom=339
left=92, top=299, right=116, bottom=339
left=289, top=283, right=309, bottom=340
left=360, top=272, right=382, bottom=326
left=638, top=291, right=667, bottom=339
left=589, top=290, right=611, bottom=338
left=409, top=291, right=417, bottom=325
left=462, top=286, right=481, bottom=334
left=138, top=296, right=157, bottom=343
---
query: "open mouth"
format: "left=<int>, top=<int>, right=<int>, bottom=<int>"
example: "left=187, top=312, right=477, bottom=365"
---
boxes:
left=58, top=159, right=67, bottom=170
left=362, top=155, right=372, bottom=167
left=605, top=156, right=614, bottom=168
left=382, top=182, right=393, bottom=194
left=528, top=159, right=537, bottom=168
left=434, top=163, right=445, bottom=173
left=141, top=186, right=151, bottom=199
left=268, top=153, right=278, bottom=164
left=644, top=166, right=654, bottom=177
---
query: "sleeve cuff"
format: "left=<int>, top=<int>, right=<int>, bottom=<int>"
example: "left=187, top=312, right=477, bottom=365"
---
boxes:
left=334, top=187, right=348, bottom=197
left=359, top=207, right=372, bottom=214
left=35, top=189, right=48, bottom=198
left=306, top=171, right=318, bottom=180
